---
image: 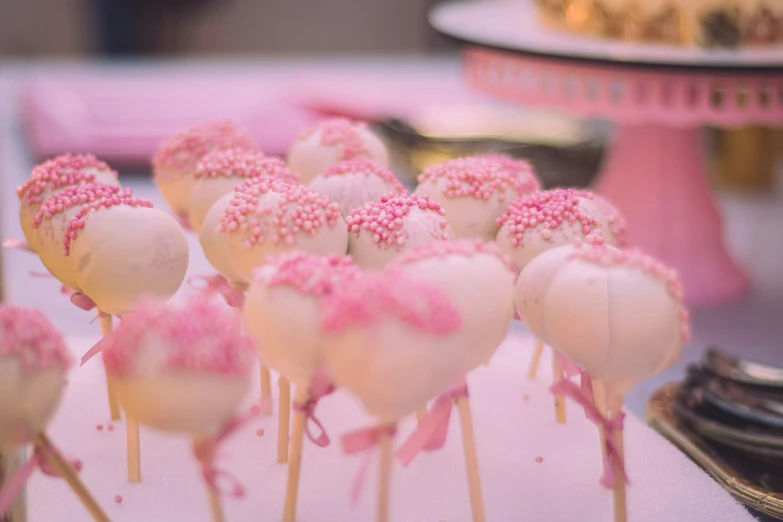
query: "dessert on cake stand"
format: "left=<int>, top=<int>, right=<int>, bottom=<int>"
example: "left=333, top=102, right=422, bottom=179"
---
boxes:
left=430, top=0, right=783, bottom=304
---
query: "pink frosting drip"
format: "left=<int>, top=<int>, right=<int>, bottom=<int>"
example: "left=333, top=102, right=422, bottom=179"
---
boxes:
left=496, top=188, right=603, bottom=248
left=32, top=184, right=128, bottom=228
left=418, top=156, right=522, bottom=202
left=260, top=252, right=362, bottom=298
left=299, top=118, right=370, bottom=161
left=0, top=305, right=72, bottom=374
left=320, top=270, right=462, bottom=336
left=345, top=194, right=451, bottom=249
left=389, top=239, right=516, bottom=273
left=591, top=194, right=627, bottom=248
left=322, top=158, right=405, bottom=193
left=477, top=153, right=540, bottom=194
left=152, top=120, right=256, bottom=177
left=216, top=179, right=342, bottom=248
left=569, top=246, right=691, bottom=342
left=101, top=298, right=255, bottom=377
left=63, top=194, right=154, bottom=255
left=194, top=149, right=298, bottom=183
left=17, top=154, right=117, bottom=205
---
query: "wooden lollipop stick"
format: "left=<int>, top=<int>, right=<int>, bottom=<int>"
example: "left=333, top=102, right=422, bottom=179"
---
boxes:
left=376, top=425, right=395, bottom=522
left=260, top=365, right=273, bottom=415
left=591, top=379, right=608, bottom=462
left=283, top=387, right=308, bottom=522
left=33, top=433, right=110, bottom=522
left=609, top=394, right=627, bottom=522
left=194, top=436, right=226, bottom=522
left=126, top=416, right=141, bottom=483
left=552, top=354, right=567, bottom=424
left=277, top=377, right=291, bottom=464
left=98, top=314, right=121, bottom=421
left=415, top=404, right=427, bottom=424
left=527, top=339, right=545, bottom=379
left=455, top=394, right=486, bottom=522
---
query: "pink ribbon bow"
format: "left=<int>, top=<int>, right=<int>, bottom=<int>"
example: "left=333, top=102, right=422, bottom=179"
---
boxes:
left=174, top=213, right=194, bottom=232
left=395, top=383, right=469, bottom=466
left=189, top=274, right=245, bottom=309
left=26, top=271, right=98, bottom=313
left=2, top=238, right=33, bottom=252
left=341, top=424, right=397, bottom=504
left=549, top=379, right=628, bottom=489
left=0, top=445, right=82, bottom=515
left=191, top=410, right=258, bottom=498
left=292, top=367, right=336, bottom=447
left=556, top=352, right=583, bottom=379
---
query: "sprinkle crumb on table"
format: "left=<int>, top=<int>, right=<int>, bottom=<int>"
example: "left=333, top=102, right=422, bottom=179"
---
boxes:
left=535, top=456, right=543, bottom=463
left=114, top=495, right=123, bottom=504
left=256, top=429, right=265, bottom=437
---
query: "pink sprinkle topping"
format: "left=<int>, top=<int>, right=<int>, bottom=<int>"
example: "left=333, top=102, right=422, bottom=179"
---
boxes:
left=418, top=157, right=523, bottom=202
left=496, top=188, right=603, bottom=248
left=299, top=118, right=370, bottom=161
left=17, top=154, right=118, bottom=205
left=591, top=194, right=627, bottom=248
left=0, top=305, right=72, bottom=373
left=570, top=246, right=691, bottom=342
left=63, top=195, right=154, bottom=256
left=344, top=194, right=452, bottom=249
left=389, top=239, right=515, bottom=273
left=114, top=495, right=123, bottom=504
left=152, top=120, right=255, bottom=177
left=101, top=298, right=255, bottom=377
left=320, top=270, right=462, bottom=336
left=477, top=153, right=540, bottom=194
left=32, top=184, right=129, bottom=228
left=195, top=149, right=299, bottom=184
left=322, top=158, right=405, bottom=193
left=259, top=252, right=361, bottom=298
left=216, top=179, right=342, bottom=247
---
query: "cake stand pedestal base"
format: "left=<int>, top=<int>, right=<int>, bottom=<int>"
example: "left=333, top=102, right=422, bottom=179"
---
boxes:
left=595, top=124, right=747, bottom=304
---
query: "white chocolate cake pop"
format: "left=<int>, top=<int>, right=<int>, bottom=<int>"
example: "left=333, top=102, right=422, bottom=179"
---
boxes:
left=475, top=153, right=540, bottom=196
left=389, top=240, right=516, bottom=372
left=0, top=305, right=71, bottom=449
left=243, top=253, right=361, bottom=388
left=543, top=246, right=690, bottom=395
left=199, top=193, right=247, bottom=286
left=321, top=270, right=463, bottom=423
left=287, top=118, right=389, bottom=184
left=65, top=195, right=190, bottom=316
left=17, top=154, right=119, bottom=251
left=495, top=188, right=613, bottom=272
left=189, top=149, right=298, bottom=234
left=307, top=158, right=406, bottom=215
left=102, top=298, right=255, bottom=435
left=32, top=184, right=128, bottom=290
left=345, top=193, right=454, bottom=269
left=218, top=179, right=348, bottom=281
left=152, top=120, right=256, bottom=220
left=591, top=193, right=627, bottom=248
left=414, top=156, right=530, bottom=241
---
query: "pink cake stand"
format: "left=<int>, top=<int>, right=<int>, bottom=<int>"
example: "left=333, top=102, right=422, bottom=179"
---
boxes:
left=430, top=0, right=783, bottom=304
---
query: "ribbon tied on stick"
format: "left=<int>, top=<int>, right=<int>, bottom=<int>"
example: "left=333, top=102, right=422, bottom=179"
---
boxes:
left=293, top=367, right=336, bottom=447
left=188, top=274, right=245, bottom=309
left=341, top=424, right=397, bottom=504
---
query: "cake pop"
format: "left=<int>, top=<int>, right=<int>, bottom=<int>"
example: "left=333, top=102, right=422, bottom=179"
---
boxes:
left=475, top=153, right=540, bottom=195
left=153, top=120, right=255, bottom=221
left=32, top=184, right=128, bottom=291
left=102, top=298, right=255, bottom=522
left=17, top=154, right=120, bottom=251
left=287, top=118, right=389, bottom=184
left=218, top=179, right=348, bottom=281
left=308, top=158, right=406, bottom=214
left=414, top=156, right=529, bottom=241
left=199, top=193, right=247, bottom=287
left=189, top=149, right=298, bottom=234
left=346, top=194, right=454, bottom=269
left=591, top=194, right=627, bottom=248
left=65, top=195, right=189, bottom=317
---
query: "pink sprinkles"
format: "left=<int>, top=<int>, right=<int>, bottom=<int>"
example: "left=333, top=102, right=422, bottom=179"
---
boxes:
left=477, top=153, right=540, bottom=194
left=0, top=305, right=72, bottom=374
left=63, top=195, right=154, bottom=256
left=299, top=118, right=370, bottom=161
left=570, top=246, right=691, bottom=342
left=152, top=120, right=255, bottom=177
left=345, top=194, right=451, bottom=249
left=260, top=252, right=361, bottom=298
left=217, top=179, right=342, bottom=248
left=389, top=239, right=515, bottom=273
left=32, top=184, right=128, bottom=228
left=101, top=298, right=255, bottom=377
left=418, top=157, right=522, bottom=202
left=322, top=158, right=405, bottom=193
left=591, top=194, right=627, bottom=248
left=17, top=154, right=117, bottom=205
left=195, top=149, right=298, bottom=184
left=320, top=270, right=462, bottom=336
left=496, top=188, right=602, bottom=247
